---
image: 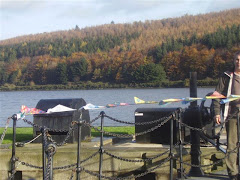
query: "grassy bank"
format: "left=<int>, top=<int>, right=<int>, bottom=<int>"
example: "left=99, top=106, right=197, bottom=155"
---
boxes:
left=0, top=126, right=135, bottom=144
left=0, top=79, right=217, bottom=91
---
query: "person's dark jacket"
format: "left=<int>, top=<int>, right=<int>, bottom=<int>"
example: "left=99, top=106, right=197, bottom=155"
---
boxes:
left=212, top=71, right=232, bottom=118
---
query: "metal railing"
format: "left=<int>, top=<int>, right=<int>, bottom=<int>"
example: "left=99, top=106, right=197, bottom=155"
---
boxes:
left=5, top=108, right=236, bottom=180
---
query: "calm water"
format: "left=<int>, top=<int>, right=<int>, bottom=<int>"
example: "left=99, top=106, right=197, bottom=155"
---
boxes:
left=0, top=88, right=214, bottom=127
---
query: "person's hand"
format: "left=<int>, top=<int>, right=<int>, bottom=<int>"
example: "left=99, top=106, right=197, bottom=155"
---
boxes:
left=214, top=115, right=221, bottom=125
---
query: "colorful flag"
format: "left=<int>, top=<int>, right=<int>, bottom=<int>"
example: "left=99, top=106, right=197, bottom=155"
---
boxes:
left=181, top=97, right=203, bottom=104
left=134, top=97, right=158, bottom=104
left=21, top=105, right=46, bottom=115
left=159, top=98, right=183, bottom=105
left=220, top=95, right=240, bottom=104
left=205, top=91, right=226, bottom=99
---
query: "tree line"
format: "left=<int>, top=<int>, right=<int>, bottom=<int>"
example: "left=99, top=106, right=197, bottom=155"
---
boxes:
left=0, top=9, right=240, bottom=88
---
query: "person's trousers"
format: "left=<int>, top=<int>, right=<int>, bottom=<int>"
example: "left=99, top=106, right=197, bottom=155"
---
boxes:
left=226, top=117, right=239, bottom=176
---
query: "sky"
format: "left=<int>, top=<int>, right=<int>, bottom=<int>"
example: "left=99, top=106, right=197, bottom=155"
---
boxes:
left=0, top=0, right=240, bottom=41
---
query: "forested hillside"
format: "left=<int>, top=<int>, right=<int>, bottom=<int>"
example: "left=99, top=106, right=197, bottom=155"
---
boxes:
left=0, top=8, right=240, bottom=89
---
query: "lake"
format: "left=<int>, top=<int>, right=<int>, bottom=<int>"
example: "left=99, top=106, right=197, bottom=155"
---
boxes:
left=0, top=88, right=214, bottom=127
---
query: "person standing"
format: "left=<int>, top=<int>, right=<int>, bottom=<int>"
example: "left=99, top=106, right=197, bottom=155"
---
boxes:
left=213, top=51, right=240, bottom=180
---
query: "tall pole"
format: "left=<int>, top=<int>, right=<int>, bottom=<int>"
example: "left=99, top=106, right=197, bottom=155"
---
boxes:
left=188, top=72, right=204, bottom=177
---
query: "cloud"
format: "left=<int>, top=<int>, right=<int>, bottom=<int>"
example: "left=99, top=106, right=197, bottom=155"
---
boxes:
left=1, top=0, right=45, bottom=12
left=1, top=0, right=240, bottom=40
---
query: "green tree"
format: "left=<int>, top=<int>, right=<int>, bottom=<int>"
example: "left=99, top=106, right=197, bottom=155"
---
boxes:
left=56, top=63, right=68, bottom=84
left=132, top=63, right=166, bottom=83
left=68, top=58, right=88, bottom=82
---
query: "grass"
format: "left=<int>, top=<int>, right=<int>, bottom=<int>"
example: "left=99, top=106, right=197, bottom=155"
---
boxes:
left=91, top=126, right=135, bottom=137
left=0, top=127, right=33, bottom=144
left=0, top=126, right=135, bottom=144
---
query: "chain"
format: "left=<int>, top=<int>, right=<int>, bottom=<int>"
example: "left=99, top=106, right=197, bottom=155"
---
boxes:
left=17, top=159, right=43, bottom=169
left=104, top=149, right=169, bottom=163
left=104, top=113, right=173, bottom=125
left=0, top=117, right=11, bottom=145
left=69, top=169, right=76, bottom=180
left=80, top=151, right=99, bottom=164
left=22, top=118, right=42, bottom=129
left=176, top=119, right=205, bottom=132
left=52, top=163, right=76, bottom=170
left=22, top=118, right=73, bottom=133
left=81, top=156, right=171, bottom=180
left=135, top=115, right=171, bottom=137
left=53, top=151, right=98, bottom=170
left=104, top=142, right=179, bottom=163
left=13, top=151, right=98, bottom=171
left=47, top=122, right=76, bottom=146
left=84, top=115, right=171, bottom=138
left=47, top=126, right=69, bottom=133
left=90, top=114, right=102, bottom=124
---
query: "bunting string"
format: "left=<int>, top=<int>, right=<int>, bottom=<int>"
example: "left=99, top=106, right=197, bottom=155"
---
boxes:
left=18, top=93, right=240, bottom=115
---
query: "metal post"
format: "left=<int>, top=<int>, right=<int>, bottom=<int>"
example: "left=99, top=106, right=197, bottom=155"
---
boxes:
left=169, top=113, right=174, bottom=180
left=45, top=143, right=56, bottom=180
left=77, top=111, right=83, bottom=180
left=237, top=108, right=240, bottom=176
left=50, top=155, right=53, bottom=180
left=188, top=72, right=204, bottom=177
left=10, top=114, right=17, bottom=179
left=42, top=127, right=47, bottom=179
left=189, top=72, right=197, bottom=108
left=178, top=109, right=184, bottom=179
left=99, top=111, right=105, bottom=180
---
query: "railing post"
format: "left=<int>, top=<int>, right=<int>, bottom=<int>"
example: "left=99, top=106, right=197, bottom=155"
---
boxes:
left=45, top=143, right=56, bottom=180
left=42, top=126, right=47, bottom=179
left=77, top=111, right=83, bottom=180
left=169, top=113, right=174, bottom=180
left=10, top=114, right=17, bottom=179
left=188, top=72, right=204, bottom=177
left=237, top=108, right=240, bottom=176
left=99, top=111, right=105, bottom=180
left=177, top=109, right=184, bottom=179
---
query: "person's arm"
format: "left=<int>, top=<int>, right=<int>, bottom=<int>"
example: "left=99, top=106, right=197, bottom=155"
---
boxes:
left=212, top=75, right=227, bottom=124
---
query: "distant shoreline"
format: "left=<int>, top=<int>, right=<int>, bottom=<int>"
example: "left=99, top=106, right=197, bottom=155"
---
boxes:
left=0, top=79, right=217, bottom=91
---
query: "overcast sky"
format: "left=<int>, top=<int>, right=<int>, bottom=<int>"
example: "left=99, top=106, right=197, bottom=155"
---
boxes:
left=0, top=0, right=240, bottom=41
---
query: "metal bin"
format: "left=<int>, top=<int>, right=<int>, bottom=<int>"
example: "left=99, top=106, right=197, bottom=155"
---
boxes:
left=33, top=98, right=90, bottom=143
left=135, top=108, right=181, bottom=144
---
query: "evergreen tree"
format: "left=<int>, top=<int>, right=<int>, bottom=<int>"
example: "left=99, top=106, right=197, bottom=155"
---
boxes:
left=56, top=63, right=68, bottom=84
left=68, top=58, right=88, bottom=82
left=132, top=63, right=166, bottom=83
